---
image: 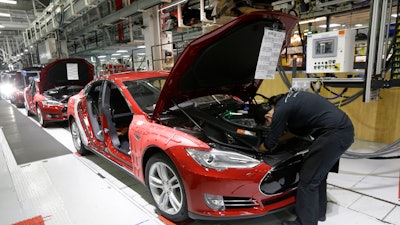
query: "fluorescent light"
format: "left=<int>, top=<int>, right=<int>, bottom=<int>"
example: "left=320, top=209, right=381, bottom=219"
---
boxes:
left=0, top=25, right=4, bottom=28
left=299, top=16, right=327, bottom=25
left=319, top=23, right=341, bottom=28
left=0, top=13, right=11, bottom=17
left=355, top=24, right=363, bottom=27
left=137, top=45, right=146, bottom=49
left=98, top=55, right=107, bottom=58
left=392, top=14, right=398, bottom=18
left=159, top=0, right=188, bottom=11
left=0, top=0, right=17, bottom=4
left=111, top=53, right=121, bottom=56
left=116, top=49, right=128, bottom=53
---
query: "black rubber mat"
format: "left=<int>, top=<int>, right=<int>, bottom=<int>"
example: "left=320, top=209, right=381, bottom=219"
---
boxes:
left=0, top=99, right=71, bottom=165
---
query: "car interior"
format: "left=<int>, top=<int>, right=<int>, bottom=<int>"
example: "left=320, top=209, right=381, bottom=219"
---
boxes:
left=103, top=82, right=132, bottom=155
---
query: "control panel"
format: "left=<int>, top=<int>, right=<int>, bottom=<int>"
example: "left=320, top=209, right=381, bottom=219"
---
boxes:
left=306, top=29, right=355, bottom=73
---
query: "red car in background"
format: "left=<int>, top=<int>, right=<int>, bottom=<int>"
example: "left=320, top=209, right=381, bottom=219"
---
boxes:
left=11, top=68, right=41, bottom=108
left=25, top=58, right=94, bottom=127
left=67, top=11, right=309, bottom=223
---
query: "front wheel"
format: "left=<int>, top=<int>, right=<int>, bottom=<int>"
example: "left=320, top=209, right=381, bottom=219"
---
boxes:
left=37, top=106, right=47, bottom=127
left=25, top=101, right=33, bottom=116
left=70, top=118, right=89, bottom=155
left=145, top=153, right=188, bottom=222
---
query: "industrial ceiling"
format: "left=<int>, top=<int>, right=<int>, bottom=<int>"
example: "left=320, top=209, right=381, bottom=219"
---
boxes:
left=0, top=0, right=383, bottom=68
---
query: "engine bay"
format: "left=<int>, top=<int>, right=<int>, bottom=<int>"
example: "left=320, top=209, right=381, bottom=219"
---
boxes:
left=161, top=94, right=311, bottom=156
left=44, top=85, right=84, bottom=103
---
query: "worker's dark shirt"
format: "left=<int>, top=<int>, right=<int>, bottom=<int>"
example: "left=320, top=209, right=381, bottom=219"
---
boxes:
left=263, top=91, right=353, bottom=150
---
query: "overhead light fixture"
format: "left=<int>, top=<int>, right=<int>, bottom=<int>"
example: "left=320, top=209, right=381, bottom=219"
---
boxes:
left=355, top=24, right=363, bottom=27
left=0, top=0, right=17, bottom=4
left=111, top=53, right=121, bottom=56
left=0, top=25, right=4, bottom=28
left=319, top=23, right=341, bottom=28
left=98, top=55, right=107, bottom=58
left=159, top=0, right=188, bottom=11
left=137, top=45, right=146, bottom=49
left=116, top=49, right=128, bottom=53
left=0, top=13, right=11, bottom=17
left=299, top=16, right=327, bottom=25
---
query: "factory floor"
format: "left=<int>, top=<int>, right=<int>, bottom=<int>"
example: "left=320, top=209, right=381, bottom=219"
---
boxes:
left=0, top=98, right=399, bottom=225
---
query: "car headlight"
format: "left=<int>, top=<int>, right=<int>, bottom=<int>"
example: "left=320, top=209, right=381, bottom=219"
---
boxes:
left=186, top=148, right=260, bottom=171
left=0, top=83, right=14, bottom=96
left=42, top=100, right=64, bottom=106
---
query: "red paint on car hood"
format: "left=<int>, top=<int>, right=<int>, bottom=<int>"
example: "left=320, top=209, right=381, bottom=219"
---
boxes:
left=39, top=58, right=94, bottom=93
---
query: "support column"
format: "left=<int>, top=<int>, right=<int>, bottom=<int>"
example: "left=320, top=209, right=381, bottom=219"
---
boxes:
left=142, top=6, right=162, bottom=71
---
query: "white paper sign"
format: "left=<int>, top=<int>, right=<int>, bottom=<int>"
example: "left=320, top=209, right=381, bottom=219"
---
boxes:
left=255, top=29, right=285, bottom=79
left=66, top=63, right=79, bottom=80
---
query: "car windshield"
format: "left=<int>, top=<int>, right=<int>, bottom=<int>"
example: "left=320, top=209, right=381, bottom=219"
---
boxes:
left=123, top=77, right=166, bottom=113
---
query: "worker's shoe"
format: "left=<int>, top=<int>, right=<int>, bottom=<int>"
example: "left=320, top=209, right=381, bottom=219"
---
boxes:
left=282, top=220, right=301, bottom=225
left=319, top=216, right=326, bottom=222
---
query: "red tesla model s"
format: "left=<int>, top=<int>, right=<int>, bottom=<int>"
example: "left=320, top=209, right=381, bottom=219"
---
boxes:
left=24, top=58, right=94, bottom=127
left=67, top=11, right=310, bottom=222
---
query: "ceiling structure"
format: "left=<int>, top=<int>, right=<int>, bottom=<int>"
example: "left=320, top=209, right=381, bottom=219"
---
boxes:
left=0, top=0, right=392, bottom=69
left=0, top=0, right=48, bottom=62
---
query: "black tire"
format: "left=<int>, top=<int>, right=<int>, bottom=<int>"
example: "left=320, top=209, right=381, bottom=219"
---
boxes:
left=25, top=101, right=33, bottom=116
left=145, top=153, right=189, bottom=222
left=70, top=118, right=90, bottom=155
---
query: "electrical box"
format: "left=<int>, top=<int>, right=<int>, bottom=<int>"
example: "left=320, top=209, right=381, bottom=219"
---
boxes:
left=38, top=39, right=68, bottom=64
left=306, top=29, right=355, bottom=73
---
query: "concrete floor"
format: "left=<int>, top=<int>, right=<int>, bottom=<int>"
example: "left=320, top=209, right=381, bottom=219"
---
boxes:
left=1, top=99, right=399, bottom=225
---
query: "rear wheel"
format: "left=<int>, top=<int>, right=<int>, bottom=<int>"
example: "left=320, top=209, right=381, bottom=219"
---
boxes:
left=145, top=153, right=188, bottom=222
left=70, top=118, right=89, bottom=155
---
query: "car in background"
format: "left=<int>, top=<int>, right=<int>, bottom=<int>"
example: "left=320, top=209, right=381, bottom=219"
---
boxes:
left=67, top=11, right=309, bottom=222
left=25, top=58, right=94, bottom=127
left=10, top=68, right=41, bottom=108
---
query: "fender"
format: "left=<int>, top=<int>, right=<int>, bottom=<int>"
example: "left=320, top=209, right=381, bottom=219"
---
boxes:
left=73, top=98, right=89, bottom=146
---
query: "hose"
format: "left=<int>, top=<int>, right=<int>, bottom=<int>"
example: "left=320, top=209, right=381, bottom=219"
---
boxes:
left=343, top=138, right=400, bottom=159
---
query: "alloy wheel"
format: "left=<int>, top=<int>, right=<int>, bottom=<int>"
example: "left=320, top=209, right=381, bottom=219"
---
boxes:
left=148, top=161, right=184, bottom=215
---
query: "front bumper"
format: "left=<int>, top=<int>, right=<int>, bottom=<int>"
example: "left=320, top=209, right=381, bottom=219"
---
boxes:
left=169, top=149, right=300, bottom=220
left=41, top=105, right=68, bottom=122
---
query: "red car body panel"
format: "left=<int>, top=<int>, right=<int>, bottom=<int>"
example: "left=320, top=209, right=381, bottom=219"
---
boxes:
left=24, top=58, right=94, bottom=126
left=67, top=11, right=307, bottom=222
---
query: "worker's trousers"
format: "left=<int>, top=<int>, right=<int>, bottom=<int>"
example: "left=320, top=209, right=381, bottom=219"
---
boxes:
left=295, top=125, right=354, bottom=225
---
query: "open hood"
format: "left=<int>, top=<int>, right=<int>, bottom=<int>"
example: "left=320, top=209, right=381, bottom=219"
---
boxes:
left=39, top=58, right=94, bottom=93
left=153, top=11, right=298, bottom=118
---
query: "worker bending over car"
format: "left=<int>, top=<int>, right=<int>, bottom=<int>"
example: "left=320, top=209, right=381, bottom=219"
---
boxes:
left=256, top=90, right=354, bottom=225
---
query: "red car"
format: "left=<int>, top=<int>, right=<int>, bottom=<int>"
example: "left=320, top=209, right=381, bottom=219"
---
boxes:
left=24, top=58, right=94, bottom=127
left=11, top=68, right=41, bottom=108
left=67, top=11, right=309, bottom=222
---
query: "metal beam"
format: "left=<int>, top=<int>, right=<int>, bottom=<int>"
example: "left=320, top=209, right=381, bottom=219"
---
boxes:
left=65, top=0, right=164, bottom=38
